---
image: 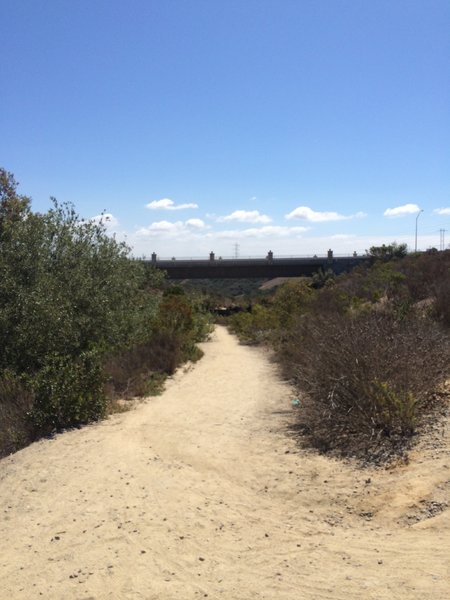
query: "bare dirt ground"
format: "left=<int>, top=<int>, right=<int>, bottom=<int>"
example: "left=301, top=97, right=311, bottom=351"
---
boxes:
left=0, top=325, right=449, bottom=599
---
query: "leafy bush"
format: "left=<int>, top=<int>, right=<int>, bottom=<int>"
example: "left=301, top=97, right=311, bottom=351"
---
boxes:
left=229, top=304, right=277, bottom=343
left=0, top=198, right=158, bottom=373
left=271, top=280, right=313, bottom=328
left=367, top=242, right=408, bottom=261
left=158, top=286, right=213, bottom=358
left=0, top=169, right=160, bottom=439
left=29, top=351, right=106, bottom=434
left=228, top=281, right=312, bottom=344
left=0, top=370, right=34, bottom=456
left=0, top=168, right=213, bottom=450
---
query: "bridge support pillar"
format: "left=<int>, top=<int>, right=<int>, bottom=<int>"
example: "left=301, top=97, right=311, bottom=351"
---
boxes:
left=327, top=249, right=333, bottom=263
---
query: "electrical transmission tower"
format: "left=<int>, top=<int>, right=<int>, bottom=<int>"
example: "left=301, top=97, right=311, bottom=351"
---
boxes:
left=233, top=243, right=240, bottom=259
left=439, top=229, right=447, bottom=251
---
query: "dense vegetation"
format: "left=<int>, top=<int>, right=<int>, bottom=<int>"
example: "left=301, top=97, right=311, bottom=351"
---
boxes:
left=181, top=278, right=270, bottom=310
left=0, top=169, right=211, bottom=457
left=229, top=246, right=450, bottom=463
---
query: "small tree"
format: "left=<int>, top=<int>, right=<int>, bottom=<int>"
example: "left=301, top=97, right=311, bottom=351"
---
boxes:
left=367, top=242, right=408, bottom=261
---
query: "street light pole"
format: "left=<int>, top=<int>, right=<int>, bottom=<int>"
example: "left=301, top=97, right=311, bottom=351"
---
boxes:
left=415, top=209, right=423, bottom=253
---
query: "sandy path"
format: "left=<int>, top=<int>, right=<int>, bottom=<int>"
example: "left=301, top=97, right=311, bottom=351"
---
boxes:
left=0, top=325, right=449, bottom=599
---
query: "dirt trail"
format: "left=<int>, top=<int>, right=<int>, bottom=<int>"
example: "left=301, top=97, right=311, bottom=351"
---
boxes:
left=1, top=325, right=449, bottom=599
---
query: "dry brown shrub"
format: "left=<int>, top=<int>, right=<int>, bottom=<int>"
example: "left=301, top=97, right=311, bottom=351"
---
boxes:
left=279, top=311, right=450, bottom=462
left=103, top=331, right=182, bottom=399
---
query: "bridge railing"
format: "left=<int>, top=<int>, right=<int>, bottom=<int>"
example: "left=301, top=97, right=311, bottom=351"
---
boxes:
left=138, top=253, right=365, bottom=261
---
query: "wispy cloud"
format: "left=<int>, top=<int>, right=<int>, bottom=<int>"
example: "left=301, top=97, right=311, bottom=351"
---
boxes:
left=383, top=203, right=420, bottom=217
left=285, top=206, right=366, bottom=222
left=212, top=225, right=309, bottom=239
left=146, top=198, right=198, bottom=210
left=433, top=207, right=450, bottom=216
left=216, top=210, right=272, bottom=224
left=331, top=234, right=357, bottom=241
left=135, top=221, right=307, bottom=242
left=185, top=218, right=206, bottom=229
left=136, top=219, right=207, bottom=237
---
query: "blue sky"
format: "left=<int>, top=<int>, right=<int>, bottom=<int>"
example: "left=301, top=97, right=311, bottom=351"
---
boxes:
left=1, top=0, right=449, bottom=257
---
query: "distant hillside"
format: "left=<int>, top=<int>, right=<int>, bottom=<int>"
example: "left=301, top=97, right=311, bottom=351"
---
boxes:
left=180, top=278, right=271, bottom=301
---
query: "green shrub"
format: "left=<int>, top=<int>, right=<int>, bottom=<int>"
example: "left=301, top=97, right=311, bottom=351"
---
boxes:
left=272, top=280, right=313, bottom=328
left=229, top=304, right=277, bottom=343
left=367, top=242, right=408, bottom=261
left=157, top=287, right=212, bottom=357
left=0, top=370, right=34, bottom=457
left=0, top=168, right=165, bottom=440
left=29, top=351, right=106, bottom=434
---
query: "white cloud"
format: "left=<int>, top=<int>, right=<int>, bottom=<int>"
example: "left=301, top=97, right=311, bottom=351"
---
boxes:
left=433, top=207, right=450, bottom=215
left=213, top=225, right=309, bottom=239
left=135, top=221, right=308, bottom=244
left=383, top=203, right=421, bottom=217
left=217, top=210, right=272, bottom=224
left=146, top=198, right=198, bottom=210
left=185, top=218, right=207, bottom=229
left=136, top=219, right=208, bottom=238
left=137, top=220, right=183, bottom=236
left=285, top=206, right=365, bottom=222
left=90, top=213, right=119, bottom=230
left=331, top=234, right=357, bottom=241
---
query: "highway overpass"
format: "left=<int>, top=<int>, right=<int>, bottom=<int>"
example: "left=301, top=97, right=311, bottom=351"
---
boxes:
left=145, top=250, right=369, bottom=279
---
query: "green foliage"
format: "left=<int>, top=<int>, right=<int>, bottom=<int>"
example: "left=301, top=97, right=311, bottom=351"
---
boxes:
left=229, top=304, right=278, bottom=343
left=159, top=293, right=194, bottom=335
left=103, top=286, right=212, bottom=400
left=272, top=280, right=312, bottom=328
left=367, top=242, right=408, bottom=261
left=0, top=169, right=163, bottom=444
left=311, top=268, right=335, bottom=289
left=228, top=281, right=312, bottom=343
left=0, top=168, right=213, bottom=453
left=368, top=379, right=418, bottom=435
left=158, top=289, right=213, bottom=360
left=0, top=370, right=34, bottom=455
left=181, top=278, right=268, bottom=302
left=0, top=168, right=31, bottom=228
left=29, top=351, right=106, bottom=434
left=0, top=196, right=159, bottom=373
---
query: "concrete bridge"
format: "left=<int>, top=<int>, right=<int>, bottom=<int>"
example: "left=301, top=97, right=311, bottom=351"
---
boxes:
left=146, top=250, right=370, bottom=279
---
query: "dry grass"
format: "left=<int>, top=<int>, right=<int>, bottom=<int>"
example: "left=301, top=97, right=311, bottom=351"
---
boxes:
left=279, top=310, right=450, bottom=463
